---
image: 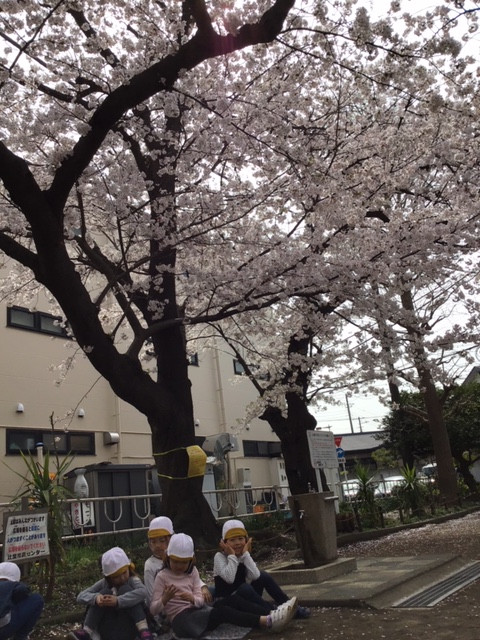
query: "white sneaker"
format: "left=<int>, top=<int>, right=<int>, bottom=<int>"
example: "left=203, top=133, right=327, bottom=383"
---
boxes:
left=284, top=596, right=298, bottom=622
left=268, top=608, right=288, bottom=632
left=283, top=597, right=298, bottom=625
left=268, top=602, right=296, bottom=633
left=275, top=596, right=298, bottom=616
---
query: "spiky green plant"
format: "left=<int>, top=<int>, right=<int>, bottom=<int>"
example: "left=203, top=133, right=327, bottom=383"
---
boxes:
left=354, top=463, right=376, bottom=504
left=12, top=449, right=74, bottom=600
left=353, top=463, right=380, bottom=528
left=398, top=464, right=427, bottom=518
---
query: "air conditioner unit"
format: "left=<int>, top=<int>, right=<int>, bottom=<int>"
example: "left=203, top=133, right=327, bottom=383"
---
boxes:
left=202, top=433, right=239, bottom=457
left=237, top=467, right=251, bottom=485
left=103, top=432, right=120, bottom=445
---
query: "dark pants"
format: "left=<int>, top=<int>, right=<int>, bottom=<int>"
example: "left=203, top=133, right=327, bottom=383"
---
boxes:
left=233, top=583, right=272, bottom=614
left=84, top=584, right=146, bottom=640
left=250, top=570, right=289, bottom=605
left=214, top=593, right=268, bottom=617
left=0, top=593, right=44, bottom=640
left=207, top=596, right=263, bottom=631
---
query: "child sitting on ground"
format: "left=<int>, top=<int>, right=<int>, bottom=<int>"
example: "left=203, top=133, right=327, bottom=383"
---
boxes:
left=150, top=533, right=296, bottom=637
left=0, top=561, right=44, bottom=640
left=67, top=546, right=153, bottom=640
left=214, top=518, right=310, bottom=619
left=143, top=516, right=212, bottom=607
left=143, top=516, right=173, bottom=607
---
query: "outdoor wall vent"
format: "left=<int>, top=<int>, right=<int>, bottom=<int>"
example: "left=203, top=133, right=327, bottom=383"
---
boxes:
left=103, top=432, right=120, bottom=445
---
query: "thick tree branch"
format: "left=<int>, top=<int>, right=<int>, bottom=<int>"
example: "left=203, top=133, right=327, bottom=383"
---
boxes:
left=0, top=232, right=38, bottom=273
left=46, top=1, right=295, bottom=210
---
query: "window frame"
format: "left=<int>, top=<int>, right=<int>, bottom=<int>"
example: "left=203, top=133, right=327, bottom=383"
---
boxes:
left=188, top=353, right=199, bottom=366
left=233, top=359, right=269, bottom=380
left=233, top=359, right=246, bottom=375
left=7, top=306, right=70, bottom=338
left=242, top=439, right=282, bottom=458
left=6, top=428, right=95, bottom=456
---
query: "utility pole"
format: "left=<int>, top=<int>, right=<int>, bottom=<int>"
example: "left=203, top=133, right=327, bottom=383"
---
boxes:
left=345, top=394, right=354, bottom=434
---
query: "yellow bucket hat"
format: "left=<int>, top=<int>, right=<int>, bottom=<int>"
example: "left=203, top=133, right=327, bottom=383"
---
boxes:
left=148, top=516, right=174, bottom=539
left=167, top=533, right=194, bottom=559
left=222, top=519, right=248, bottom=540
left=102, top=546, right=133, bottom=577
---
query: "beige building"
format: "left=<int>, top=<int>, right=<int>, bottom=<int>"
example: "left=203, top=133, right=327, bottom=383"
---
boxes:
left=0, top=299, right=286, bottom=503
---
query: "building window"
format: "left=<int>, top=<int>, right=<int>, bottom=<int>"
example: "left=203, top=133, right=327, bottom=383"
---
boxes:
left=6, top=428, right=95, bottom=455
left=233, top=359, right=269, bottom=380
left=188, top=353, right=199, bottom=366
left=242, top=440, right=282, bottom=458
left=233, top=359, right=245, bottom=375
left=7, top=306, right=69, bottom=338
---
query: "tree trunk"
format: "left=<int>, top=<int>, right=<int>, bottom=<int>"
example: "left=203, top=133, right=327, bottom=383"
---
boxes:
left=261, top=393, right=327, bottom=495
left=148, top=313, right=220, bottom=546
left=421, top=380, right=458, bottom=504
left=260, top=330, right=328, bottom=494
left=155, top=449, right=220, bottom=545
left=400, top=290, right=458, bottom=505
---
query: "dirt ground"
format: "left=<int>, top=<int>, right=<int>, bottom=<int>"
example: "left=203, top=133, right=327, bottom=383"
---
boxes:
left=249, top=510, right=480, bottom=640
left=32, top=510, right=480, bottom=640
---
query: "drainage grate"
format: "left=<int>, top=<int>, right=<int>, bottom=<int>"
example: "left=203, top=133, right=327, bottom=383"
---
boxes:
left=395, top=561, right=480, bottom=608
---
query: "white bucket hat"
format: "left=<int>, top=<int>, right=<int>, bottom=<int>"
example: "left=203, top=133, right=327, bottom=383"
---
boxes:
left=101, top=546, right=131, bottom=577
left=222, top=519, right=248, bottom=541
left=0, top=562, right=21, bottom=582
left=148, top=516, right=174, bottom=539
left=167, top=533, right=194, bottom=559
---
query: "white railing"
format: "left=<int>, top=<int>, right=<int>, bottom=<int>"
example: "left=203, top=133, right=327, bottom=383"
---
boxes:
left=0, top=484, right=291, bottom=544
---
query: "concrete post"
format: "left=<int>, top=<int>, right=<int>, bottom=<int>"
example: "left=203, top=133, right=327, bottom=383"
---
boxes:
left=288, top=491, right=338, bottom=567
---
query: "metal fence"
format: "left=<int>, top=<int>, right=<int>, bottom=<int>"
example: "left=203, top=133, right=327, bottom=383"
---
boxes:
left=0, top=484, right=290, bottom=546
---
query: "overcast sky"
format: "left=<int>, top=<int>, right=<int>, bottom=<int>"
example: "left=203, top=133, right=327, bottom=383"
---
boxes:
left=313, top=388, right=390, bottom=435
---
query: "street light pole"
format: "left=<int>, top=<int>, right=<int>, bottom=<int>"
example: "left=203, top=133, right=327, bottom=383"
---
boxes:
left=345, top=395, right=354, bottom=434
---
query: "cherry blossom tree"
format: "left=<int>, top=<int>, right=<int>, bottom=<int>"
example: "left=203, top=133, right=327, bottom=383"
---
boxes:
left=0, top=0, right=301, bottom=543
left=203, top=2, right=480, bottom=504
left=1, top=0, right=480, bottom=542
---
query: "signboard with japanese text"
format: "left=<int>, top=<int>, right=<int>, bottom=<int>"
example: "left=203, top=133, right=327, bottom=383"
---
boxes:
left=307, top=430, right=338, bottom=469
left=70, top=501, right=96, bottom=531
left=2, top=509, right=50, bottom=563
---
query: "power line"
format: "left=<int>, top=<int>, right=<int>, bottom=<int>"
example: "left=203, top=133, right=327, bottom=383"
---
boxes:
left=316, top=414, right=386, bottom=422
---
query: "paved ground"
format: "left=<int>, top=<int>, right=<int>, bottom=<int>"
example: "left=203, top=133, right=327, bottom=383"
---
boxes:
left=247, top=510, right=480, bottom=639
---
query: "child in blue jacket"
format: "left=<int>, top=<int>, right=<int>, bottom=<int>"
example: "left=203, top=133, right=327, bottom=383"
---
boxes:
left=0, top=561, right=44, bottom=640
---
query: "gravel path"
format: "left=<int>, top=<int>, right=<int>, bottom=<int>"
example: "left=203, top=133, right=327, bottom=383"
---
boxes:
left=338, top=511, right=480, bottom=559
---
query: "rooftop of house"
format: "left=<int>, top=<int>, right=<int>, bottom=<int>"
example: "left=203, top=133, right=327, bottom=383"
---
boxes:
left=335, top=431, right=384, bottom=452
left=463, top=366, right=480, bottom=386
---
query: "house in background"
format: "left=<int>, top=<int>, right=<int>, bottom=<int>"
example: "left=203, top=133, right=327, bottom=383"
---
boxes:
left=463, top=366, right=480, bottom=385
left=333, top=430, right=405, bottom=485
left=463, top=365, right=480, bottom=482
left=334, top=431, right=385, bottom=475
left=0, top=297, right=286, bottom=503
left=337, top=363, right=480, bottom=484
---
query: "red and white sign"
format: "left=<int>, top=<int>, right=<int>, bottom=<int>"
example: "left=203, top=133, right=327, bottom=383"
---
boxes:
left=3, top=510, right=50, bottom=563
left=307, top=430, right=338, bottom=469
